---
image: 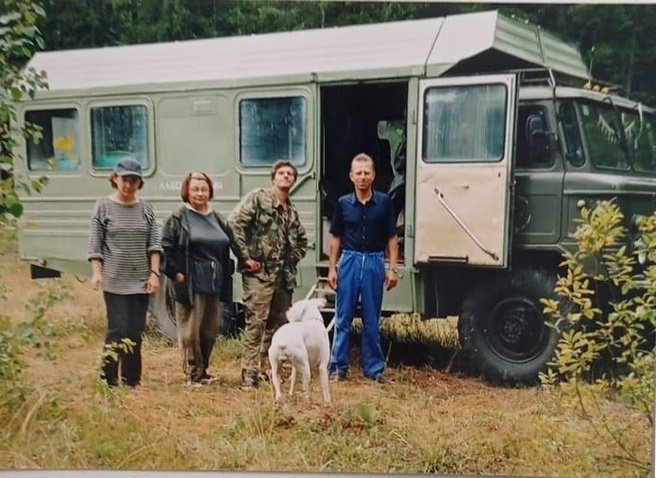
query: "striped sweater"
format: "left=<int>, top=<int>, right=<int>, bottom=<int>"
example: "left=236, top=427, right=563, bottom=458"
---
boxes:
left=87, top=196, right=163, bottom=295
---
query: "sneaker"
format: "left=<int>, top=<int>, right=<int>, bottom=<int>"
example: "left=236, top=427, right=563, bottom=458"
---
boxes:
left=200, top=372, right=219, bottom=385
left=239, top=377, right=257, bottom=390
left=372, top=373, right=387, bottom=384
left=187, top=380, right=204, bottom=389
left=329, top=372, right=347, bottom=382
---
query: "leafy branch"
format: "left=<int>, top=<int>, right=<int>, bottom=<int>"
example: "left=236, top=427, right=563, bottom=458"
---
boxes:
left=0, top=0, right=48, bottom=224
left=540, top=200, right=655, bottom=471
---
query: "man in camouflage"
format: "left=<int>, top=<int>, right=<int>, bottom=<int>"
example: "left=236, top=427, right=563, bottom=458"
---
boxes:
left=228, top=159, right=308, bottom=389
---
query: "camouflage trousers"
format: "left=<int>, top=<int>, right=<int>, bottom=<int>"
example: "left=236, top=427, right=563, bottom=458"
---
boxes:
left=240, top=274, right=292, bottom=380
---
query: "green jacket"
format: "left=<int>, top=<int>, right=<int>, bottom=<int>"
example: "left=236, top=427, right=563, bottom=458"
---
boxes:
left=228, top=187, right=308, bottom=289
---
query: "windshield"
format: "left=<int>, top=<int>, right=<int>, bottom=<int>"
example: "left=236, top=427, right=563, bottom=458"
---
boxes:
left=578, top=100, right=656, bottom=173
left=625, top=112, right=656, bottom=173
left=579, top=101, right=629, bottom=170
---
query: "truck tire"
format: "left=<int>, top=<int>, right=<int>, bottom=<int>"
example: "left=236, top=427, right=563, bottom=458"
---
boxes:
left=221, top=302, right=245, bottom=338
left=149, top=276, right=244, bottom=341
left=458, top=267, right=562, bottom=386
left=149, top=277, right=179, bottom=340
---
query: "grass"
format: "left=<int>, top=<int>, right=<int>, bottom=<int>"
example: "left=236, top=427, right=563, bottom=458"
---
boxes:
left=0, top=227, right=653, bottom=475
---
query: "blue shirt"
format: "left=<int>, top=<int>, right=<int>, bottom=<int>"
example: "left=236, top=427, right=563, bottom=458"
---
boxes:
left=330, top=191, right=396, bottom=253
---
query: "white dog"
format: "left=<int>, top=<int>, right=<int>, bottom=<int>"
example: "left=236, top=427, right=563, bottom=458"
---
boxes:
left=268, top=297, right=331, bottom=403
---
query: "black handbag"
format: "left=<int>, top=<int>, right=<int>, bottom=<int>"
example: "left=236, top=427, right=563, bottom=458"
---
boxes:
left=191, top=260, right=223, bottom=295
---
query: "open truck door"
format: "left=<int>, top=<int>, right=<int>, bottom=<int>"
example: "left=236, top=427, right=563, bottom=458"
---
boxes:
left=415, top=74, right=517, bottom=267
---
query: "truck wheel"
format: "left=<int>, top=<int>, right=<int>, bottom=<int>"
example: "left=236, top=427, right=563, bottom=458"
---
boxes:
left=149, top=277, right=245, bottom=340
left=458, top=268, right=562, bottom=386
left=221, top=302, right=245, bottom=338
left=149, top=276, right=178, bottom=340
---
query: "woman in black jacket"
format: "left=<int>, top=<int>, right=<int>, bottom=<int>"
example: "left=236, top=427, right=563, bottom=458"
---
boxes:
left=161, top=171, right=234, bottom=387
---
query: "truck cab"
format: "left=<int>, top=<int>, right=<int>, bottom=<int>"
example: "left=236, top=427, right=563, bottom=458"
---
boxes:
left=427, top=79, right=656, bottom=385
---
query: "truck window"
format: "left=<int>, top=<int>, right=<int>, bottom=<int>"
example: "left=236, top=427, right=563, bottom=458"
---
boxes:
left=559, top=101, right=585, bottom=167
left=25, top=108, right=80, bottom=172
left=579, top=101, right=630, bottom=171
left=516, top=105, right=555, bottom=169
left=422, top=84, right=506, bottom=163
left=239, top=96, right=307, bottom=167
left=625, top=113, right=656, bottom=174
left=90, top=105, right=149, bottom=170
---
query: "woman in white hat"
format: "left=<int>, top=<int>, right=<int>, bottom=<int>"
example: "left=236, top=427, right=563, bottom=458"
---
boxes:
left=87, top=158, right=163, bottom=387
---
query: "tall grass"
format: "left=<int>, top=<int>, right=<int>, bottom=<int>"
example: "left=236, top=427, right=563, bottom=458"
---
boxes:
left=0, top=225, right=652, bottom=475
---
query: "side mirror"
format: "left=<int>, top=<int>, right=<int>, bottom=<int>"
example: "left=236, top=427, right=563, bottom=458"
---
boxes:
left=558, top=102, right=585, bottom=167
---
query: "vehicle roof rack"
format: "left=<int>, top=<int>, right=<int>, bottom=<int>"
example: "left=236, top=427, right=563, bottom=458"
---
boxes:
left=515, top=68, right=642, bottom=101
left=517, top=68, right=587, bottom=90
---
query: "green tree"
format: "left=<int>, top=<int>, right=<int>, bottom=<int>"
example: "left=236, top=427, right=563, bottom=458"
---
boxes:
left=0, top=0, right=48, bottom=224
left=493, top=4, right=656, bottom=101
left=17, top=1, right=656, bottom=102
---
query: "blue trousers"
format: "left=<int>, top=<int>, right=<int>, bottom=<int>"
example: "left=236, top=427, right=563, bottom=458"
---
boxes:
left=330, top=250, right=386, bottom=379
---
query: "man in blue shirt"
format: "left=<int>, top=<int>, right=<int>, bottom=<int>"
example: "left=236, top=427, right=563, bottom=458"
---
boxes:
left=328, top=153, right=399, bottom=383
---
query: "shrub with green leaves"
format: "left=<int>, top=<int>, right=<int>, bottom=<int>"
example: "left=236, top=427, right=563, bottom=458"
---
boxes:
left=540, top=200, right=655, bottom=473
left=0, top=316, right=23, bottom=382
left=15, top=281, right=74, bottom=356
left=1, top=0, right=49, bottom=224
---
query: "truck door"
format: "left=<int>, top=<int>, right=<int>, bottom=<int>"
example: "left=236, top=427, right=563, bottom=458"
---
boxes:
left=415, top=74, right=517, bottom=267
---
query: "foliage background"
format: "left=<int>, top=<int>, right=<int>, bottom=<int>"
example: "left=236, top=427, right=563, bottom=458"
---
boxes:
left=1, top=1, right=655, bottom=103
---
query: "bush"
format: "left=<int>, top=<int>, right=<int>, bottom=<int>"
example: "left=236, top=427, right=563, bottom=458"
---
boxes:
left=540, top=200, right=655, bottom=473
left=0, top=316, right=23, bottom=382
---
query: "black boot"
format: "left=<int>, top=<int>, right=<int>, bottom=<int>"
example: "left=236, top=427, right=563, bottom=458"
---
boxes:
left=121, top=339, right=142, bottom=387
left=101, top=343, right=119, bottom=387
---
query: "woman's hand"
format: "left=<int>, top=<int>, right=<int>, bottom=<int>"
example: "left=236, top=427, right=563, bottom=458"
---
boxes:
left=147, top=272, right=161, bottom=295
left=91, top=271, right=103, bottom=291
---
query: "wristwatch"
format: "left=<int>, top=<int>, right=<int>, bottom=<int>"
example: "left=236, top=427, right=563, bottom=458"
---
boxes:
left=150, top=270, right=161, bottom=277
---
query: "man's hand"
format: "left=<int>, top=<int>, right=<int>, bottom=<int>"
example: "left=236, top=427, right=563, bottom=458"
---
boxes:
left=174, top=272, right=185, bottom=283
left=385, top=269, right=398, bottom=291
left=244, top=258, right=263, bottom=273
left=328, top=267, right=338, bottom=290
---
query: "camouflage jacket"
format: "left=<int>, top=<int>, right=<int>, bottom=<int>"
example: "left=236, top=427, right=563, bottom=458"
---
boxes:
left=227, top=187, right=308, bottom=289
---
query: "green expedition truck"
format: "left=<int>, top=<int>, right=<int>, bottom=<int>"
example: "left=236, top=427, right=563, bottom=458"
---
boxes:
left=14, top=10, right=656, bottom=385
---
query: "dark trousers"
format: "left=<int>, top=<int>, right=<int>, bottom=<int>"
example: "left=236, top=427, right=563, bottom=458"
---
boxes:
left=175, top=294, right=222, bottom=382
left=102, top=292, right=149, bottom=386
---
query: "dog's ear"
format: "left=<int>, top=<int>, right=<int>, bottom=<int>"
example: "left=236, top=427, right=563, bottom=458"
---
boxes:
left=286, top=300, right=307, bottom=323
